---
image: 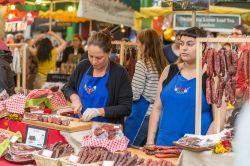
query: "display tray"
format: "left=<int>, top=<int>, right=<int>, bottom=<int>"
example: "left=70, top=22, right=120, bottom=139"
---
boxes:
left=173, top=141, right=211, bottom=152
left=22, top=119, right=92, bottom=133
left=4, top=153, right=35, bottom=164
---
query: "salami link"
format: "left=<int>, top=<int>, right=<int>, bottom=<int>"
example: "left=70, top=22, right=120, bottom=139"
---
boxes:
left=219, top=48, right=226, bottom=77
left=155, top=153, right=179, bottom=158
left=211, top=77, right=217, bottom=104
left=214, top=51, right=221, bottom=76
left=155, top=149, right=181, bottom=155
left=216, top=77, right=225, bottom=108
left=206, top=78, right=212, bottom=104
left=206, top=48, right=215, bottom=77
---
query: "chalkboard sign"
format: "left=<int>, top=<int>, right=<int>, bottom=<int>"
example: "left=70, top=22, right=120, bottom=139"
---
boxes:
left=47, top=74, right=70, bottom=83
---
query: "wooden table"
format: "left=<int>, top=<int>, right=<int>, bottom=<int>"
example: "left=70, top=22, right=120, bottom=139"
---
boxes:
left=127, top=148, right=178, bottom=165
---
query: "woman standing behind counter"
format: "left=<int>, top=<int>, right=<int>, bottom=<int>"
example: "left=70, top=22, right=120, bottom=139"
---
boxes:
left=63, top=29, right=132, bottom=125
left=125, top=29, right=168, bottom=147
left=146, top=27, right=227, bottom=146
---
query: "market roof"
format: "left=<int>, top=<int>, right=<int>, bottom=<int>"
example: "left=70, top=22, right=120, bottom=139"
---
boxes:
left=135, top=6, right=250, bottom=18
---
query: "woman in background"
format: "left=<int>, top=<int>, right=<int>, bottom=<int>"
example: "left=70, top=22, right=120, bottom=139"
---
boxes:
left=125, top=29, right=168, bottom=147
left=28, top=31, right=66, bottom=89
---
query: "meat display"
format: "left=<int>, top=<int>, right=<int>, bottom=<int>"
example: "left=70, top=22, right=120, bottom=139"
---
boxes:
left=24, top=113, right=70, bottom=126
left=93, top=123, right=123, bottom=140
left=175, top=135, right=214, bottom=148
left=9, top=143, right=36, bottom=155
left=8, top=143, right=36, bottom=162
left=40, top=142, right=74, bottom=158
left=203, top=47, right=239, bottom=107
left=74, top=147, right=175, bottom=166
left=143, top=145, right=181, bottom=158
left=76, top=147, right=108, bottom=164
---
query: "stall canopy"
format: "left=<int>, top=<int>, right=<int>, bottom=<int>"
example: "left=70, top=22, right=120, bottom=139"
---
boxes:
left=135, top=5, right=250, bottom=25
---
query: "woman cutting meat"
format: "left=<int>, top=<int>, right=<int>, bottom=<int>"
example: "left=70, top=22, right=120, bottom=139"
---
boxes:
left=63, top=29, right=132, bottom=125
left=146, top=27, right=227, bottom=146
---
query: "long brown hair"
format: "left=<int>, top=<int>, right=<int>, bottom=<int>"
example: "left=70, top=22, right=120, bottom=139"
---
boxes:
left=137, top=29, right=168, bottom=77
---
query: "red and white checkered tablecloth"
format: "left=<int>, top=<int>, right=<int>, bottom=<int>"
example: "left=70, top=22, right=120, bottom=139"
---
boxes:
left=49, top=91, right=68, bottom=110
left=5, top=94, right=26, bottom=115
left=0, top=100, right=6, bottom=112
left=81, top=134, right=129, bottom=152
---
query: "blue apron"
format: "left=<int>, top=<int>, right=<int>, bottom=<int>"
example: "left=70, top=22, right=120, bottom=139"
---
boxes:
left=124, top=96, right=150, bottom=146
left=75, top=65, right=110, bottom=122
left=156, top=72, right=212, bottom=146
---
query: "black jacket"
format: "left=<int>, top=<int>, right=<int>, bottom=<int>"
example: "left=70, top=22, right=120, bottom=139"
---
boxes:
left=0, top=58, right=15, bottom=95
left=64, top=60, right=133, bottom=125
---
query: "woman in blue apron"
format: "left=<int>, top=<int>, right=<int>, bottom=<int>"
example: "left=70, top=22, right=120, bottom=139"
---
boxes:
left=63, top=29, right=132, bottom=124
left=146, top=27, right=226, bottom=146
left=124, top=29, right=168, bottom=146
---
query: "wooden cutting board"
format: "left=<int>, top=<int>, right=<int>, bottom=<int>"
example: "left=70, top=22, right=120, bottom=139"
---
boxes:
left=22, top=119, right=92, bottom=133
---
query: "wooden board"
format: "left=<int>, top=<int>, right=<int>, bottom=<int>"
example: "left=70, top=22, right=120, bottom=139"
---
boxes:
left=22, top=119, right=92, bottom=133
left=173, top=141, right=211, bottom=152
left=127, top=148, right=178, bottom=165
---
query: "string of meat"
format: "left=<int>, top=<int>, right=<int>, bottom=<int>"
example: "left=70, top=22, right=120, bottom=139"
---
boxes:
left=203, top=47, right=238, bottom=108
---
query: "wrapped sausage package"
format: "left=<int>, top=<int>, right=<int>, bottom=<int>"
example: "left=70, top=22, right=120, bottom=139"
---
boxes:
left=81, top=123, right=129, bottom=152
left=0, top=129, right=22, bottom=157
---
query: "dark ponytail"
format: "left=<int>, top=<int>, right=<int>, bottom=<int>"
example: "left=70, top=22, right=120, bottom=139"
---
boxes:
left=87, top=27, right=113, bottom=53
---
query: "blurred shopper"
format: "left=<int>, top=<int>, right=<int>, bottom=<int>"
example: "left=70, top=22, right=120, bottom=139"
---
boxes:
left=61, top=34, right=85, bottom=64
left=124, top=29, right=168, bottom=147
left=227, top=25, right=249, bottom=127
left=146, top=27, right=226, bottom=146
left=0, top=41, right=15, bottom=95
left=163, top=31, right=182, bottom=64
left=28, top=31, right=66, bottom=89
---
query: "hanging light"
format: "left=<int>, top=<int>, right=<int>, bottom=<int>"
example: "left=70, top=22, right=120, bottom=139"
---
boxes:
left=8, top=14, right=14, bottom=20
left=171, top=36, right=176, bottom=41
left=27, top=12, right=32, bottom=17
left=120, top=24, right=124, bottom=28
left=121, top=28, right=126, bottom=33
left=36, top=0, right=42, bottom=5
left=68, top=6, right=74, bottom=12
left=10, top=4, right=16, bottom=10
left=153, top=16, right=158, bottom=20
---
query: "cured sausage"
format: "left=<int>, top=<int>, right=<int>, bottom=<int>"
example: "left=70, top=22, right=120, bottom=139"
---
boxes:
left=155, top=153, right=179, bottom=158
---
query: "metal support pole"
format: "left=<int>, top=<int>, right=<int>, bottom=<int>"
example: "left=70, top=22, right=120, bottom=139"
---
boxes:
left=191, top=10, right=196, bottom=27
left=49, top=0, right=53, bottom=31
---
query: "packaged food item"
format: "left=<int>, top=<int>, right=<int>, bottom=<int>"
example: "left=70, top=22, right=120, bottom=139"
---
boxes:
left=39, top=142, right=74, bottom=158
left=8, top=143, right=36, bottom=162
left=92, top=123, right=123, bottom=140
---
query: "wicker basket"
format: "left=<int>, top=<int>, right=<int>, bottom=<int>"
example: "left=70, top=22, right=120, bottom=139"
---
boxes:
left=60, top=156, right=101, bottom=166
left=33, top=151, right=61, bottom=166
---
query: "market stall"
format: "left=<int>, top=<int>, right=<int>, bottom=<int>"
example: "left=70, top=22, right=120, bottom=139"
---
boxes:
left=0, top=86, right=180, bottom=166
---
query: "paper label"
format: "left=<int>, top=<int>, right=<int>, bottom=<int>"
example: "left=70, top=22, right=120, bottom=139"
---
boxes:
left=10, top=136, right=18, bottom=143
left=114, top=125, right=119, bottom=129
left=42, top=149, right=53, bottom=158
left=102, top=161, right=114, bottom=166
left=68, top=154, right=79, bottom=163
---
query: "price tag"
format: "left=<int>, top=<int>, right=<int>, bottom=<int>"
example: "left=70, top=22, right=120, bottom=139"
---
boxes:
left=68, top=154, right=79, bottom=163
left=10, top=136, right=18, bottom=143
left=102, top=161, right=114, bottom=166
left=41, top=149, right=53, bottom=158
left=114, top=125, right=120, bottom=129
